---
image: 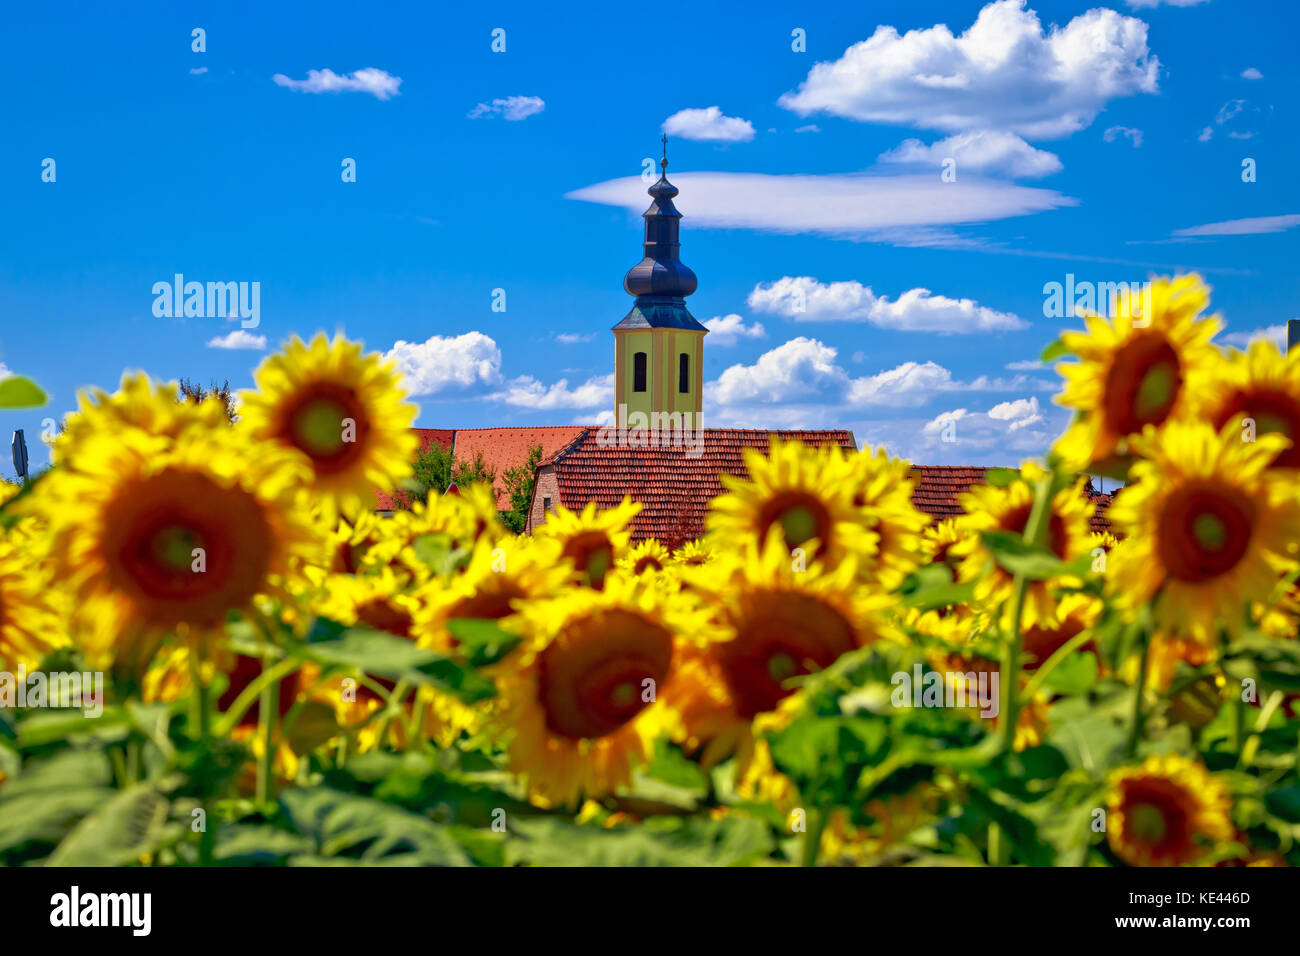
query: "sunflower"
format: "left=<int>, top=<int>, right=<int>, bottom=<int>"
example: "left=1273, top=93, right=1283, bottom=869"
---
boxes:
left=412, top=534, right=569, bottom=653
left=671, top=541, right=894, bottom=770
left=847, top=447, right=930, bottom=588
left=239, top=334, right=418, bottom=516
left=52, top=372, right=230, bottom=463
left=707, top=438, right=876, bottom=568
left=1053, top=274, right=1221, bottom=473
left=313, top=568, right=480, bottom=749
left=951, top=462, right=1095, bottom=631
left=490, top=573, right=715, bottom=807
left=1203, top=338, right=1300, bottom=469
left=617, top=539, right=673, bottom=577
left=670, top=539, right=714, bottom=568
left=31, top=424, right=322, bottom=673
left=925, top=649, right=1048, bottom=751
left=1020, top=593, right=1103, bottom=671
left=535, top=497, right=640, bottom=590
left=1105, top=754, right=1233, bottom=866
left=1106, top=420, right=1300, bottom=642
left=0, top=532, right=64, bottom=670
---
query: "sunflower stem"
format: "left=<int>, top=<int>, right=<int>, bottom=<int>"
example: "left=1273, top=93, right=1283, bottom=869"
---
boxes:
left=255, top=664, right=279, bottom=808
left=1123, top=633, right=1149, bottom=759
left=801, top=808, right=827, bottom=867
left=187, top=643, right=215, bottom=867
left=1000, top=477, right=1053, bottom=753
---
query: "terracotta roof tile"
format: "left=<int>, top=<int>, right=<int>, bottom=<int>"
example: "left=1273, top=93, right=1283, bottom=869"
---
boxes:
left=545, top=428, right=856, bottom=545
left=454, top=426, right=588, bottom=508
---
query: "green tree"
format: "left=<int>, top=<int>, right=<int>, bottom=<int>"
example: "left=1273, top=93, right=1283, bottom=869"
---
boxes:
left=178, top=378, right=238, bottom=423
left=395, top=443, right=498, bottom=510
left=500, top=443, right=543, bottom=533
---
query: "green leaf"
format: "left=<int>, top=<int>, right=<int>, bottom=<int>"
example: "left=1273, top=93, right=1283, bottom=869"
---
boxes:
left=298, top=628, right=495, bottom=702
left=213, top=824, right=315, bottom=865
left=0, top=751, right=113, bottom=856
left=445, top=617, right=522, bottom=666
left=17, top=707, right=131, bottom=748
left=279, top=787, right=472, bottom=866
left=979, top=529, right=1065, bottom=580
left=411, top=534, right=471, bottom=575
left=0, top=376, right=47, bottom=408
left=45, top=784, right=169, bottom=866
left=984, top=467, right=1021, bottom=488
left=505, top=815, right=773, bottom=867
left=1040, top=338, right=1072, bottom=363
left=1265, top=786, right=1300, bottom=823
left=1040, top=652, right=1099, bottom=696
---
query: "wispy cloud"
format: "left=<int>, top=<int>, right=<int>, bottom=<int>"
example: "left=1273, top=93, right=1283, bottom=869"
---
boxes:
left=1241, top=67, right=1263, bottom=80
left=1103, top=126, right=1143, bottom=147
left=468, top=95, right=545, bottom=121
left=1172, top=214, right=1300, bottom=238
left=568, top=172, right=1075, bottom=246
left=272, top=67, right=401, bottom=100
left=206, top=330, right=266, bottom=350
left=1222, top=324, right=1287, bottom=350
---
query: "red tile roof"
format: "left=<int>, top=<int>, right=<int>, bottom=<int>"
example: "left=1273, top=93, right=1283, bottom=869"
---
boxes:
left=909, top=466, right=1116, bottom=535
left=454, top=426, right=588, bottom=509
left=538, top=428, right=857, bottom=545
left=376, top=426, right=588, bottom=511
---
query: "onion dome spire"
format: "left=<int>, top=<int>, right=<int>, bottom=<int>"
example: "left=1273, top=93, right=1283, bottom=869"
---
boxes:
left=622, top=135, right=698, bottom=300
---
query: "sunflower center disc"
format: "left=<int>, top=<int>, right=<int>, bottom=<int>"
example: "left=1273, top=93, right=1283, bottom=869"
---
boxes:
left=1129, top=802, right=1168, bottom=843
left=1192, top=512, right=1228, bottom=552
left=293, top=397, right=348, bottom=456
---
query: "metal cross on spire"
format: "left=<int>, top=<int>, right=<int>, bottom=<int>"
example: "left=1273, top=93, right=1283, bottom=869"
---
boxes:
left=661, top=134, right=668, bottom=172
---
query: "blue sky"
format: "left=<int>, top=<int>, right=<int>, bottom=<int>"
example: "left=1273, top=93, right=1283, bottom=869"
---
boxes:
left=1, top=0, right=1296, bottom=475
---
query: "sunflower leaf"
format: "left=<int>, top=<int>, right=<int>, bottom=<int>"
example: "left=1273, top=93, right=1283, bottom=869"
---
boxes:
left=979, top=530, right=1064, bottom=580
left=296, top=628, right=495, bottom=703
left=505, top=815, right=773, bottom=867
left=279, top=786, right=472, bottom=866
left=45, top=783, right=170, bottom=866
left=0, top=376, right=48, bottom=408
left=445, top=618, right=521, bottom=667
left=983, top=467, right=1021, bottom=488
left=1040, top=338, right=1072, bottom=363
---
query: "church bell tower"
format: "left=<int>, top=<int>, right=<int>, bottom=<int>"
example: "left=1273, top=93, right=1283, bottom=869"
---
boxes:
left=613, top=139, right=707, bottom=425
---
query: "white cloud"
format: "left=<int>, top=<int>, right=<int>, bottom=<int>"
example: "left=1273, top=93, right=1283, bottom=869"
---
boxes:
left=1103, top=126, right=1143, bottom=147
left=848, top=361, right=960, bottom=406
left=710, top=338, right=846, bottom=405
left=384, top=331, right=502, bottom=396
left=273, top=67, right=401, bottom=100
left=0, top=362, right=11, bottom=378
left=555, top=332, right=595, bottom=344
left=1242, top=67, right=1263, bottom=80
left=568, top=172, right=1074, bottom=246
left=1005, top=359, right=1044, bottom=370
left=705, top=337, right=1048, bottom=422
left=1126, top=0, right=1208, bottom=8
left=189, top=67, right=208, bottom=75
left=778, top=0, right=1159, bottom=138
left=206, top=330, right=267, bottom=351
left=495, top=373, right=613, bottom=410
left=662, top=106, right=755, bottom=143
left=795, top=124, right=821, bottom=134
left=703, top=314, right=766, bottom=346
left=1222, top=324, right=1287, bottom=350
left=1228, top=131, right=1255, bottom=140
left=468, top=96, right=545, bottom=121
left=1197, top=126, right=1214, bottom=142
left=987, top=396, right=1044, bottom=430
left=747, top=276, right=1027, bottom=332
left=1172, top=214, right=1300, bottom=237
left=879, top=131, right=1062, bottom=178
left=1216, top=99, right=1246, bottom=124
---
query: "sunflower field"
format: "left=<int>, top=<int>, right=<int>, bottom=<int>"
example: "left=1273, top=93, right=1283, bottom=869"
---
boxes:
left=1, top=273, right=1299, bottom=868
